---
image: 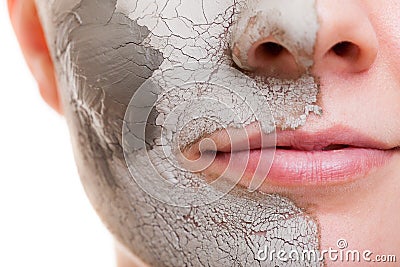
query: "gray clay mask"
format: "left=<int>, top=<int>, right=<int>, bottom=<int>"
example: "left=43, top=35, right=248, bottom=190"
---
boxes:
left=35, top=0, right=323, bottom=266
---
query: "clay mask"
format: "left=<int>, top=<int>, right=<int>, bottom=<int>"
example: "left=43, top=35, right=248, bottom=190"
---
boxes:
left=35, top=0, right=323, bottom=265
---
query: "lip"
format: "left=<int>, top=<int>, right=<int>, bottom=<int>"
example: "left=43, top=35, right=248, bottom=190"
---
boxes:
left=182, top=124, right=397, bottom=188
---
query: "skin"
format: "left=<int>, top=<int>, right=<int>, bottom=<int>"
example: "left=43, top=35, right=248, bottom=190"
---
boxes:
left=9, top=0, right=400, bottom=266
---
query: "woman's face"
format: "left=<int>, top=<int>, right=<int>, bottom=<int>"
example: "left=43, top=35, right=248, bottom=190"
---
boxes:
left=35, top=0, right=400, bottom=265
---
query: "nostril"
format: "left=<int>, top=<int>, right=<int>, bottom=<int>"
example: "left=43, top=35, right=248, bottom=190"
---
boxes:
left=233, top=38, right=303, bottom=79
left=330, top=41, right=360, bottom=60
left=244, top=41, right=301, bottom=79
left=255, top=42, right=286, bottom=60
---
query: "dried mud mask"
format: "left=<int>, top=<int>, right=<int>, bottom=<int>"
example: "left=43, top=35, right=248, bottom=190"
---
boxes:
left=35, top=0, right=323, bottom=266
left=231, top=0, right=319, bottom=70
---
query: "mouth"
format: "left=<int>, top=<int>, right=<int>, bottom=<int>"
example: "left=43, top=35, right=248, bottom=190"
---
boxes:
left=181, top=124, right=397, bottom=189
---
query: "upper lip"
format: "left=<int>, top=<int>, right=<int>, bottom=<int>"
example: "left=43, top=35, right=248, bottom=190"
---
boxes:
left=274, top=127, right=394, bottom=151
left=186, top=124, right=396, bottom=155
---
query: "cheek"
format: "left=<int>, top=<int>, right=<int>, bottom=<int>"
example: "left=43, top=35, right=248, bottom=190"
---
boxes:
left=375, top=8, right=400, bottom=143
left=116, top=0, right=237, bottom=68
left=370, top=0, right=400, bottom=85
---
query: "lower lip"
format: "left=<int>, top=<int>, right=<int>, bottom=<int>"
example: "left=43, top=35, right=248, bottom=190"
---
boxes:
left=206, top=148, right=393, bottom=186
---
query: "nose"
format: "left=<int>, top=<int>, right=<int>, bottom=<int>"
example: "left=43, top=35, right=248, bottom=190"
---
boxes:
left=313, top=0, right=378, bottom=75
left=231, top=0, right=378, bottom=78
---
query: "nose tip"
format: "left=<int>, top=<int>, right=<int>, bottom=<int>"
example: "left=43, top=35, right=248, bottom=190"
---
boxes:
left=313, top=0, right=378, bottom=75
left=231, top=0, right=378, bottom=78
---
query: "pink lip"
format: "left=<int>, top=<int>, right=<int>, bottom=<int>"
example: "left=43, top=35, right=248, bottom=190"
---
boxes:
left=216, top=146, right=391, bottom=186
left=183, top=125, right=396, bottom=187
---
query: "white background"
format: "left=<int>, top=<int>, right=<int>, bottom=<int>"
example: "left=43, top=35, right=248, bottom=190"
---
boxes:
left=0, top=2, right=115, bottom=266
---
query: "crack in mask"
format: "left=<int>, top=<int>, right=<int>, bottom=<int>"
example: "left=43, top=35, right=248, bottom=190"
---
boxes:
left=123, top=62, right=277, bottom=204
left=35, top=0, right=323, bottom=265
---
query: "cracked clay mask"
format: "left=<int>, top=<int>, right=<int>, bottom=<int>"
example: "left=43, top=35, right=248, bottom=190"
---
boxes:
left=36, top=0, right=323, bottom=266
